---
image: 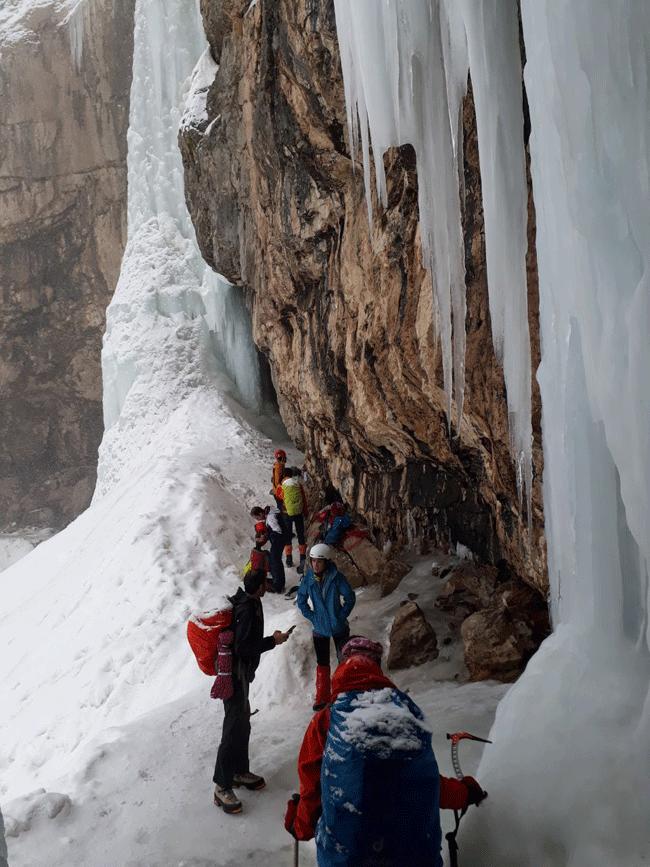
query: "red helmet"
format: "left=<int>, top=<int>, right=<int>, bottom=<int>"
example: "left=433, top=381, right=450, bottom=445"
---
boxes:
left=275, top=449, right=287, bottom=461
left=330, top=502, right=346, bottom=517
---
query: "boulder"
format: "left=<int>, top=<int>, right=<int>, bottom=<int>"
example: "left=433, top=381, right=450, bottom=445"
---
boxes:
left=435, top=562, right=499, bottom=615
left=461, top=591, right=547, bottom=681
left=379, top=560, right=412, bottom=597
left=330, top=548, right=366, bottom=589
left=341, top=535, right=387, bottom=584
left=387, top=602, right=438, bottom=670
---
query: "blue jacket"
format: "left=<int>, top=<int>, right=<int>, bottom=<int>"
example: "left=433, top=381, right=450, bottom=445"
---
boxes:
left=296, top=561, right=355, bottom=637
left=317, top=681, right=442, bottom=867
left=321, top=513, right=351, bottom=547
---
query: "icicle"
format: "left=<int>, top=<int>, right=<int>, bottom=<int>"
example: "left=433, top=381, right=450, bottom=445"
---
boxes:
left=333, top=0, right=531, bottom=493
left=61, top=0, right=91, bottom=70
left=460, top=0, right=532, bottom=507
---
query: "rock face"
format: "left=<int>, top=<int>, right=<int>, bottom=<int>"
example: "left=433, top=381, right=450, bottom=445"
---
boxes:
left=0, top=0, right=135, bottom=530
left=180, top=0, right=546, bottom=597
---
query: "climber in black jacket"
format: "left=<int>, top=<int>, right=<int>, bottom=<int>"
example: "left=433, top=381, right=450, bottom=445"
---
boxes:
left=212, top=569, right=293, bottom=814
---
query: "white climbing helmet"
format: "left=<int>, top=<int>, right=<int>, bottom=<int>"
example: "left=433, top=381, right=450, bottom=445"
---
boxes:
left=309, top=543, right=332, bottom=560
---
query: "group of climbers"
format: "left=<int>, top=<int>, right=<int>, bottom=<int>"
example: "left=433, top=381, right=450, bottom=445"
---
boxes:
left=209, top=446, right=486, bottom=866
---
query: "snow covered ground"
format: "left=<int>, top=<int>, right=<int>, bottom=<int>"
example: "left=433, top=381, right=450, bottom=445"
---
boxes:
left=0, top=399, right=505, bottom=866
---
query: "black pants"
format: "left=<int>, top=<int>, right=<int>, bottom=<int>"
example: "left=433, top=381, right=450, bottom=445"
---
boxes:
left=213, top=677, right=251, bottom=789
left=284, top=513, right=305, bottom=547
left=313, top=628, right=350, bottom=666
left=268, top=529, right=286, bottom=592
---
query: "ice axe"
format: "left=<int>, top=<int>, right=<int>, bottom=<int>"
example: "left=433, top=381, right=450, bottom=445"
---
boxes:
left=444, top=732, right=491, bottom=867
left=446, top=731, right=492, bottom=780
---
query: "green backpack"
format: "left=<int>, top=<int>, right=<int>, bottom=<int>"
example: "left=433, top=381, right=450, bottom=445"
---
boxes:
left=282, top=479, right=304, bottom=516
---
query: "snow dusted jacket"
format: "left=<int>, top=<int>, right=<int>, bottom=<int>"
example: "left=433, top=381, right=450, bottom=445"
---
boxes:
left=296, top=561, right=356, bottom=637
left=290, top=656, right=475, bottom=867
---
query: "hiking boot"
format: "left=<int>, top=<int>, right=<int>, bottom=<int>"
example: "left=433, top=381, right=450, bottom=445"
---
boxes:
left=297, top=557, right=306, bottom=576
left=214, top=786, right=243, bottom=814
left=285, top=555, right=294, bottom=568
left=232, top=772, right=266, bottom=791
left=285, top=584, right=300, bottom=599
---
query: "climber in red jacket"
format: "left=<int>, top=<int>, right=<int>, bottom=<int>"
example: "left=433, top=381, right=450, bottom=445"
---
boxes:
left=284, top=637, right=486, bottom=867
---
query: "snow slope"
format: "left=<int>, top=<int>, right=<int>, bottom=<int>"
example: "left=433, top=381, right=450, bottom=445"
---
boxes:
left=1, top=432, right=504, bottom=867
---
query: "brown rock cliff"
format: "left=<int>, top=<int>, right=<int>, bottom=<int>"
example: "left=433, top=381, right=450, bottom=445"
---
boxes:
left=0, top=0, right=135, bottom=530
left=180, top=0, right=546, bottom=596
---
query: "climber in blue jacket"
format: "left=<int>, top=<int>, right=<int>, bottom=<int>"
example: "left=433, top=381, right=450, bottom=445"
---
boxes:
left=296, top=543, right=356, bottom=710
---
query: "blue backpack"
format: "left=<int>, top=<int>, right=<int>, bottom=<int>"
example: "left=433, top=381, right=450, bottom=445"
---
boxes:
left=317, top=686, right=443, bottom=867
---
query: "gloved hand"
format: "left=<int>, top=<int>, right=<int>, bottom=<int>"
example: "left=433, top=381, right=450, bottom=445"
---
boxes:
left=461, top=776, right=487, bottom=806
left=284, top=793, right=300, bottom=838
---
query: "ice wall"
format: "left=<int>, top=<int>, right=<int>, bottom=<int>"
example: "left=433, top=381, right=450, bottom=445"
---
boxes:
left=335, top=0, right=649, bottom=863
left=509, top=17, right=650, bottom=861
left=98, top=0, right=262, bottom=494
left=522, top=1, right=650, bottom=632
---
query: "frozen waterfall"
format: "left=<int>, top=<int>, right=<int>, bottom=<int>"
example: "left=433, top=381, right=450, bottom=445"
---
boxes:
left=97, top=0, right=263, bottom=495
left=333, top=0, right=532, bottom=503
left=334, top=0, right=650, bottom=864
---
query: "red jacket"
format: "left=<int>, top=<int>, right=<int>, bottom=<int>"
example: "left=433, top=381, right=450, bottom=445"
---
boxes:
left=291, top=656, right=474, bottom=840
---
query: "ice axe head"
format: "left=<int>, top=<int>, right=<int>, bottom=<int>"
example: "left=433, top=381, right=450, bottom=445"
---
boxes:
left=446, top=731, right=492, bottom=780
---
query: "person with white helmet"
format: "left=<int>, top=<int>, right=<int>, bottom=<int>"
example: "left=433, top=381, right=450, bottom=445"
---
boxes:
left=296, top=543, right=356, bottom=710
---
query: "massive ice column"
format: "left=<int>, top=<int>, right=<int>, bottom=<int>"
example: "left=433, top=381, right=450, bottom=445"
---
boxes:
left=474, top=2, right=649, bottom=863
left=334, top=0, right=649, bottom=863
left=97, top=0, right=263, bottom=495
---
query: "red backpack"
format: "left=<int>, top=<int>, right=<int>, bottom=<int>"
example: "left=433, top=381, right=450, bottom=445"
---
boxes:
left=187, top=602, right=233, bottom=676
